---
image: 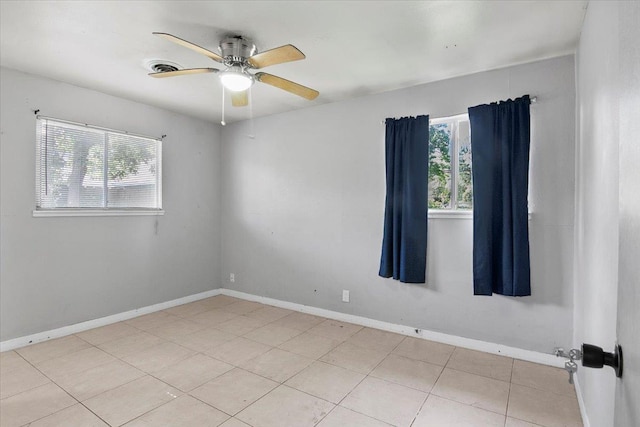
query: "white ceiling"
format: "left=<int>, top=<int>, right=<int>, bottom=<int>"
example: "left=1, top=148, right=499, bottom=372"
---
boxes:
left=0, top=1, right=587, bottom=124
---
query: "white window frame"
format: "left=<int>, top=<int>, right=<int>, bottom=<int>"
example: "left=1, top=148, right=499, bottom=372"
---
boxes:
left=34, top=116, right=164, bottom=217
left=427, top=113, right=533, bottom=221
left=428, top=113, right=472, bottom=219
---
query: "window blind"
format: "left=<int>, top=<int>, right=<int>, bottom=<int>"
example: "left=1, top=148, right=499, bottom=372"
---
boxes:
left=36, top=117, right=162, bottom=210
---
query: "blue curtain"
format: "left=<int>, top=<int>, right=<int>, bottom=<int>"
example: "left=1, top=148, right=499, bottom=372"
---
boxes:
left=468, top=96, right=531, bottom=296
left=379, top=115, right=429, bottom=283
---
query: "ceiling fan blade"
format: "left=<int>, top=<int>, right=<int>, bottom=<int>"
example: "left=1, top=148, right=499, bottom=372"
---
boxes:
left=153, top=32, right=223, bottom=63
left=255, top=72, right=319, bottom=100
left=248, top=44, right=305, bottom=69
left=231, top=90, right=249, bottom=107
left=148, top=68, right=219, bottom=78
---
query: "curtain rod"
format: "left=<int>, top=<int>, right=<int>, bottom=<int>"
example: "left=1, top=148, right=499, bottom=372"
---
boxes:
left=381, top=96, right=537, bottom=124
left=35, top=114, right=166, bottom=141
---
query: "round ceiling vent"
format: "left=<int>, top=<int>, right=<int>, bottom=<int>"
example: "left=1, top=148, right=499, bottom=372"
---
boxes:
left=145, top=60, right=182, bottom=73
left=151, top=63, right=178, bottom=73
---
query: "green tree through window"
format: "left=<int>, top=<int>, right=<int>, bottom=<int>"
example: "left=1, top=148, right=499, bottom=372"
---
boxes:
left=428, top=123, right=452, bottom=209
left=428, top=115, right=472, bottom=210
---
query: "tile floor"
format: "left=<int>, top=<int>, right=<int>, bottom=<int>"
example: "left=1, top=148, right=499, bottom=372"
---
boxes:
left=0, top=295, right=584, bottom=427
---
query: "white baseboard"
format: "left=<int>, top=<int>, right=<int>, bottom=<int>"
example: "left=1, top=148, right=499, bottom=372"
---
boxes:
left=219, top=288, right=566, bottom=368
left=1, top=286, right=566, bottom=369
left=573, top=375, right=591, bottom=427
left=0, top=289, right=221, bottom=352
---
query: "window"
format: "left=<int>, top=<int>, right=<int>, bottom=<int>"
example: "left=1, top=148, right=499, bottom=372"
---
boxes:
left=35, top=117, right=162, bottom=214
left=428, top=113, right=472, bottom=211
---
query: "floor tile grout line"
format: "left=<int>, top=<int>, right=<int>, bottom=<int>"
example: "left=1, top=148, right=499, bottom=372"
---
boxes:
left=187, top=392, right=238, bottom=418
left=219, top=381, right=291, bottom=423
left=4, top=347, right=111, bottom=427
left=424, top=393, right=510, bottom=418
left=509, top=377, right=581, bottom=399
left=207, top=338, right=360, bottom=417
left=334, top=402, right=401, bottom=427
left=275, top=330, right=342, bottom=360
left=1, top=381, right=50, bottom=403
left=441, top=343, right=456, bottom=366
left=504, top=357, right=516, bottom=425
left=428, top=386, right=511, bottom=417
left=363, top=335, right=443, bottom=393
left=93, top=334, right=169, bottom=360
left=15, top=336, right=94, bottom=367
left=0, top=352, right=54, bottom=400
left=430, top=352, right=513, bottom=418
left=228, top=320, right=371, bottom=375
left=2, top=381, right=79, bottom=427
left=239, top=325, right=306, bottom=347
left=408, top=392, right=431, bottom=427
left=441, top=364, right=513, bottom=385
left=443, top=348, right=515, bottom=383
left=311, top=334, right=428, bottom=403
left=58, top=339, right=190, bottom=406
left=114, top=342, right=200, bottom=375
left=408, top=340, right=450, bottom=427
left=510, top=359, right=581, bottom=399
left=504, top=381, right=513, bottom=427
left=509, top=357, right=515, bottom=383
left=73, top=357, right=195, bottom=426
left=507, top=414, right=548, bottom=427
left=237, top=383, right=343, bottom=427
left=327, top=334, right=422, bottom=426
left=366, top=364, right=441, bottom=394
left=311, top=350, right=382, bottom=376
left=122, top=312, right=183, bottom=335
left=77, top=371, right=148, bottom=404
left=17, top=341, right=122, bottom=393
left=313, top=404, right=340, bottom=426
left=73, top=321, right=151, bottom=346
left=107, top=392, right=228, bottom=427
left=77, top=399, right=113, bottom=427
left=96, top=391, right=176, bottom=427
left=408, top=342, right=457, bottom=427
left=48, top=348, right=170, bottom=421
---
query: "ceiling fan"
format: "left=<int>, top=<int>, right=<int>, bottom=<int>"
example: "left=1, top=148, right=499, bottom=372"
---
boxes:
left=149, top=32, right=319, bottom=107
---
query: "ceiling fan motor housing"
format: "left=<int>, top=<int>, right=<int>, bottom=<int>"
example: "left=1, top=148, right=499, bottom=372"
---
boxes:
left=219, top=36, right=256, bottom=66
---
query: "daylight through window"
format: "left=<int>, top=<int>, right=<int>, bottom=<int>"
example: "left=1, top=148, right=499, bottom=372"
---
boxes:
left=428, top=114, right=472, bottom=210
left=36, top=117, right=162, bottom=210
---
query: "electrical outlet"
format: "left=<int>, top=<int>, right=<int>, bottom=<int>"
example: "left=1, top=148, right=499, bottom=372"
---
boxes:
left=342, top=290, right=350, bottom=303
left=230, top=273, right=235, bottom=283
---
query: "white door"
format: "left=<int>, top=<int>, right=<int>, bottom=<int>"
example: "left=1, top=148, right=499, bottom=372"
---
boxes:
left=614, top=2, right=639, bottom=425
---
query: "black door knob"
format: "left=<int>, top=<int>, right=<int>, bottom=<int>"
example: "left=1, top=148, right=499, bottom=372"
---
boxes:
left=581, top=343, right=623, bottom=378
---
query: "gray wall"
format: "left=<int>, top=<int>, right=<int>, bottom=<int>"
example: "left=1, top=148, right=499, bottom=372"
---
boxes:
left=0, top=68, right=222, bottom=341
left=575, top=2, right=640, bottom=426
left=221, top=56, right=576, bottom=353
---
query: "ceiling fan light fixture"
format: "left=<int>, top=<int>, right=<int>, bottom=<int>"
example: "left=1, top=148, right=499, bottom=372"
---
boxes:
left=219, top=67, right=253, bottom=92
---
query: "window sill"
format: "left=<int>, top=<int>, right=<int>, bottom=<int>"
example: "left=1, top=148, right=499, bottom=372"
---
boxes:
left=428, top=210, right=473, bottom=219
left=428, top=210, right=533, bottom=220
left=33, top=209, right=165, bottom=218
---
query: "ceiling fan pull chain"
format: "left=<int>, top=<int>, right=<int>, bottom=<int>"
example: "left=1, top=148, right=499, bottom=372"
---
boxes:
left=248, top=88, right=255, bottom=139
left=221, top=88, right=226, bottom=126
